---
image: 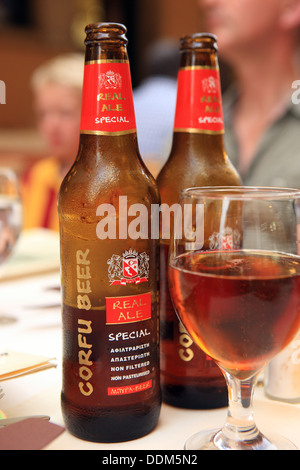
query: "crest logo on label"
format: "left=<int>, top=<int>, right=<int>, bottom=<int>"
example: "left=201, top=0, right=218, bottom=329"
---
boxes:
left=123, top=256, right=138, bottom=279
left=107, top=249, right=149, bottom=285
left=202, top=76, right=217, bottom=94
left=99, top=70, right=122, bottom=90
left=209, top=227, right=241, bottom=250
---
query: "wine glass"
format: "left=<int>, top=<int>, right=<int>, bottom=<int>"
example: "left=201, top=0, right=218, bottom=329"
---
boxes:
left=168, top=186, right=300, bottom=450
left=0, top=168, right=22, bottom=325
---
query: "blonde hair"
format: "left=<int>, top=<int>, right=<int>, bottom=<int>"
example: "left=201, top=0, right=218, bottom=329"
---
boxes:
left=31, top=53, right=84, bottom=91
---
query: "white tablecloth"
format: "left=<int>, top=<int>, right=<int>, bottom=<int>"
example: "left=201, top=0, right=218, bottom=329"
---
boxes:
left=0, top=230, right=300, bottom=450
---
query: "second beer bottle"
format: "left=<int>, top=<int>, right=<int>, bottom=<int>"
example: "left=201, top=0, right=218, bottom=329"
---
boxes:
left=58, top=23, right=161, bottom=442
left=157, top=33, right=241, bottom=409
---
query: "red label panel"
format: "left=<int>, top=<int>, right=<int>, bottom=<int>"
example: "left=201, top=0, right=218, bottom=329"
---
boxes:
left=106, top=292, right=151, bottom=325
left=80, top=61, right=136, bottom=134
left=174, top=67, right=224, bottom=134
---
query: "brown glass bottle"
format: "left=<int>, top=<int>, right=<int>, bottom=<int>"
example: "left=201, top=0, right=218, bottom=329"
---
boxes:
left=58, top=23, right=161, bottom=443
left=157, top=33, right=241, bottom=409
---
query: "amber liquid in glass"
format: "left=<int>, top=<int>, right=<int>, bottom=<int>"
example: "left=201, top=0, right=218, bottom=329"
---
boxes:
left=169, top=250, right=300, bottom=380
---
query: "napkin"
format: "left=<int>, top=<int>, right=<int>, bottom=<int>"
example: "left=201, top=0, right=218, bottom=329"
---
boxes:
left=1, top=228, right=60, bottom=281
left=0, top=418, right=65, bottom=450
left=0, top=351, right=56, bottom=381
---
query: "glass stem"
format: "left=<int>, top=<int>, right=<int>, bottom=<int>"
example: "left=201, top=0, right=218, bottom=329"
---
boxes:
left=214, top=369, right=272, bottom=450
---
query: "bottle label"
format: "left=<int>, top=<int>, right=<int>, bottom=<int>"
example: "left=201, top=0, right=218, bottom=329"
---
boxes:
left=63, top=245, right=158, bottom=406
left=80, top=60, right=136, bottom=135
left=174, top=66, right=224, bottom=134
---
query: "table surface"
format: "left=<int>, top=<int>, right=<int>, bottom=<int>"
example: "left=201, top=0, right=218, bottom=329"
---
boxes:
left=1, top=229, right=300, bottom=451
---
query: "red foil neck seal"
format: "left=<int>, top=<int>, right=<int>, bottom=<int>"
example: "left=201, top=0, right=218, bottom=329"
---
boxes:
left=174, top=66, right=224, bottom=135
left=80, top=60, right=136, bottom=135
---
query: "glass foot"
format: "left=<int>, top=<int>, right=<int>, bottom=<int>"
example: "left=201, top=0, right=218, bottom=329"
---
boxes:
left=184, top=428, right=297, bottom=450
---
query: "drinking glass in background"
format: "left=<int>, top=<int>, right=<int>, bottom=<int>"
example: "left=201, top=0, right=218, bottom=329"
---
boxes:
left=0, top=168, right=22, bottom=325
left=168, top=186, right=300, bottom=450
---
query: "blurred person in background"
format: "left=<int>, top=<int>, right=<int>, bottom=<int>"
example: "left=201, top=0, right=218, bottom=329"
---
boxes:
left=22, top=53, right=84, bottom=231
left=134, top=39, right=179, bottom=177
left=199, top=0, right=300, bottom=188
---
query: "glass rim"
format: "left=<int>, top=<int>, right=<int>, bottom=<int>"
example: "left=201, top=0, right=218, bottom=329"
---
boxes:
left=180, top=186, right=300, bottom=200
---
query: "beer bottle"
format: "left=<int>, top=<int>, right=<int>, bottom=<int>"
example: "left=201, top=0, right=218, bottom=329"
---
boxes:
left=157, top=33, right=241, bottom=409
left=58, top=23, right=161, bottom=442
